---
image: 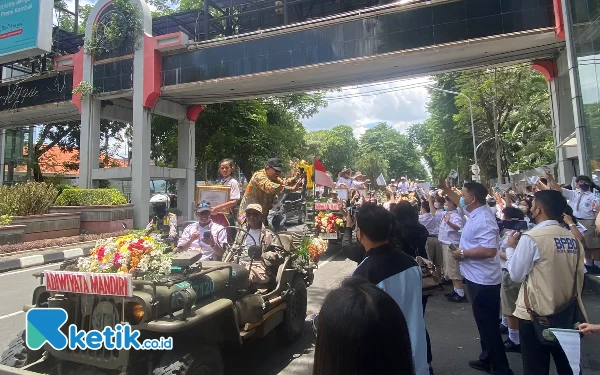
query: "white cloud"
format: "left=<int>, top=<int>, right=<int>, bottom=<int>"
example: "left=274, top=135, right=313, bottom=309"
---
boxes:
left=302, top=77, right=432, bottom=138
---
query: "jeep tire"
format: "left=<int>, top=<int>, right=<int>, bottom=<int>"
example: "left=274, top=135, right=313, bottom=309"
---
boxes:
left=152, top=346, right=224, bottom=375
left=1, top=330, right=43, bottom=368
left=277, top=275, right=308, bottom=344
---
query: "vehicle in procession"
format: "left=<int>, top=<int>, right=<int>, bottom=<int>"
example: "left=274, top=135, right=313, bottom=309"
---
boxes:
left=0, top=177, right=328, bottom=375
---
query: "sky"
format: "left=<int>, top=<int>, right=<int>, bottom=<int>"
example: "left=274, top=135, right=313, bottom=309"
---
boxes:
left=304, top=77, right=431, bottom=138
left=59, top=1, right=432, bottom=139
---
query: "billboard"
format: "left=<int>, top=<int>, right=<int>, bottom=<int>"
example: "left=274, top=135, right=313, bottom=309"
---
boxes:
left=0, top=0, right=53, bottom=64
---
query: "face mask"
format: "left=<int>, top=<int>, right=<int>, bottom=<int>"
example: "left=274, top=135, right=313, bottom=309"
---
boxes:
left=580, top=183, right=590, bottom=191
left=459, top=197, right=467, bottom=210
left=434, top=203, right=441, bottom=209
left=518, top=205, right=528, bottom=214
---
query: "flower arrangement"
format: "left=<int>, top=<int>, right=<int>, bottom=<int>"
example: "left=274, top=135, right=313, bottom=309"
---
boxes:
left=293, top=236, right=328, bottom=268
left=315, top=212, right=344, bottom=233
left=77, top=234, right=173, bottom=280
left=307, top=237, right=327, bottom=262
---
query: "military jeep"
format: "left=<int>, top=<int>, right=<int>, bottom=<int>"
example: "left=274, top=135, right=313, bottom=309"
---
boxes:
left=1, top=228, right=314, bottom=375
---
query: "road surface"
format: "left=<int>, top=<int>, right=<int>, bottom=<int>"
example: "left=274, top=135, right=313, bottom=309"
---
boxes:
left=1, top=236, right=599, bottom=374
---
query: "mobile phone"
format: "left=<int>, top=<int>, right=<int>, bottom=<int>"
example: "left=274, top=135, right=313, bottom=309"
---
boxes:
left=449, top=244, right=458, bottom=251
left=203, top=231, right=211, bottom=239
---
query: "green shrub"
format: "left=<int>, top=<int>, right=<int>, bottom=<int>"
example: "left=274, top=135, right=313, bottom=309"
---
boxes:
left=0, top=182, right=59, bottom=216
left=55, top=188, right=128, bottom=206
left=55, top=184, right=74, bottom=195
left=0, top=214, right=11, bottom=226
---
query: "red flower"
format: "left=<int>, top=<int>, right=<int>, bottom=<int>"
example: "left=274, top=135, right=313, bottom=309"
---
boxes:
left=97, top=247, right=105, bottom=261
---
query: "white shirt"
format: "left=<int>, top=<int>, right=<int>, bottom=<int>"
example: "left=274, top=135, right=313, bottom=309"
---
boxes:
left=499, top=232, right=510, bottom=269
left=336, top=177, right=353, bottom=189
left=222, top=177, right=241, bottom=200
left=245, top=228, right=262, bottom=247
left=438, top=210, right=463, bottom=245
left=505, top=220, right=559, bottom=283
left=419, top=213, right=440, bottom=236
left=399, top=181, right=409, bottom=194
left=459, top=205, right=502, bottom=285
left=353, top=180, right=367, bottom=189
left=178, top=221, right=227, bottom=260
left=562, top=188, right=599, bottom=220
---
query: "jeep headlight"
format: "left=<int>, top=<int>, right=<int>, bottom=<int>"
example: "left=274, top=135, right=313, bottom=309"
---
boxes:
left=124, top=302, right=145, bottom=325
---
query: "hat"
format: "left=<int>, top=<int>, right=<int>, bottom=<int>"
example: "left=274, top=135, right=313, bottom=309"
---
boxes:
left=353, top=171, right=364, bottom=179
left=267, top=158, right=284, bottom=172
left=401, top=176, right=406, bottom=180
left=338, top=168, right=351, bottom=177
left=391, top=179, right=396, bottom=182
left=246, top=203, right=263, bottom=214
left=196, top=200, right=212, bottom=213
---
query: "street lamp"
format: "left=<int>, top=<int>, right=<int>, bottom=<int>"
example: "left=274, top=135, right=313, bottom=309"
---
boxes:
left=429, top=87, right=479, bottom=180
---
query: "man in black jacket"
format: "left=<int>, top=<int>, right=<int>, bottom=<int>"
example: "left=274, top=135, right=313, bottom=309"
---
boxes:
left=342, top=203, right=429, bottom=375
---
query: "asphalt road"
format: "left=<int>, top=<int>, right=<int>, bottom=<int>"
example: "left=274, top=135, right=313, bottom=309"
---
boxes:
left=1, top=230, right=599, bottom=375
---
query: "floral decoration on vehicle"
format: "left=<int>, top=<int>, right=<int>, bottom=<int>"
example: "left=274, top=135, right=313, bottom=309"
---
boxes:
left=315, top=212, right=344, bottom=233
left=77, top=234, right=173, bottom=280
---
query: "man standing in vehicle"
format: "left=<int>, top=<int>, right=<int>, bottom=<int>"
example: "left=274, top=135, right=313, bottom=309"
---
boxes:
left=239, top=158, right=303, bottom=223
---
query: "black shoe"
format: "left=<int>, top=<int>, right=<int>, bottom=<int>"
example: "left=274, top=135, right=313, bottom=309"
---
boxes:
left=468, top=360, right=491, bottom=373
left=444, top=291, right=457, bottom=298
left=438, top=283, right=445, bottom=291
left=585, top=264, right=600, bottom=274
left=447, top=294, right=468, bottom=303
left=429, top=367, right=434, bottom=375
left=499, top=324, right=508, bottom=334
left=504, top=338, right=521, bottom=353
left=442, top=279, right=452, bottom=285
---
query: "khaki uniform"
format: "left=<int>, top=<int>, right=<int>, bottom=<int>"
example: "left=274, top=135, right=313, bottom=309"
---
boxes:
left=513, top=225, right=587, bottom=321
left=442, top=243, right=462, bottom=280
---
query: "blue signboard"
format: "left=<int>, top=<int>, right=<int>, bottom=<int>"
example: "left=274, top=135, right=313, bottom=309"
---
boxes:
left=0, top=0, right=53, bottom=63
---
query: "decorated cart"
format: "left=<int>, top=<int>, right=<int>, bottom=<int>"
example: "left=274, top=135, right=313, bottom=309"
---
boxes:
left=313, top=202, right=345, bottom=242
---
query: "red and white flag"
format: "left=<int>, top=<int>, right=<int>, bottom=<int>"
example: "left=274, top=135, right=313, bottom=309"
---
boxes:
left=314, top=158, right=335, bottom=188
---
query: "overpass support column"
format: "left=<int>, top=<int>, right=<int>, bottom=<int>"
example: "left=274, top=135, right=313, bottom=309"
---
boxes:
left=0, top=129, right=5, bottom=184
left=177, top=120, right=196, bottom=221
left=79, top=97, right=101, bottom=189
left=131, top=106, right=152, bottom=229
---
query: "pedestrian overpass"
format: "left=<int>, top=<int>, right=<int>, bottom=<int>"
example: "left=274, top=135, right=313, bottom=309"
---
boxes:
left=0, top=0, right=570, bottom=227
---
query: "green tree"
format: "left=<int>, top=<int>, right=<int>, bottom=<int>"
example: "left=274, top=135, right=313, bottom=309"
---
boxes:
left=355, top=152, right=389, bottom=187
left=358, top=123, right=426, bottom=180
left=305, top=125, right=358, bottom=175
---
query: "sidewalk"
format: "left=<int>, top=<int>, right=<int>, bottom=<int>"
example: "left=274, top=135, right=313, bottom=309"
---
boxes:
left=0, top=241, right=97, bottom=273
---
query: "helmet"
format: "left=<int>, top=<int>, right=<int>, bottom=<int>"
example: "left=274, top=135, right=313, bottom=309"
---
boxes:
left=149, top=193, right=170, bottom=216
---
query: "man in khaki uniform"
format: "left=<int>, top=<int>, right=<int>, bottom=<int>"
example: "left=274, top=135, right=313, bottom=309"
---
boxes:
left=506, top=190, right=586, bottom=375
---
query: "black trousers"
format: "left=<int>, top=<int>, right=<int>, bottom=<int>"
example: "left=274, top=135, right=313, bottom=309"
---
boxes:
left=465, top=280, right=510, bottom=375
left=519, top=319, right=574, bottom=375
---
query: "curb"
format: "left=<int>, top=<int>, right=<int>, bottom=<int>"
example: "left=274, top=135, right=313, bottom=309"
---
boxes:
left=0, top=244, right=95, bottom=273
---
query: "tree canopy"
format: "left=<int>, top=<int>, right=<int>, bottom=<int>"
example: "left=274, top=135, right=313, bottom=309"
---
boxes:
left=409, top=65, right=554, bottom=183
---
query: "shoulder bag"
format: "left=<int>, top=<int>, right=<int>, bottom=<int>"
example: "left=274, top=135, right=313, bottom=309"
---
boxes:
left=523, top=239, right=586, bottom=347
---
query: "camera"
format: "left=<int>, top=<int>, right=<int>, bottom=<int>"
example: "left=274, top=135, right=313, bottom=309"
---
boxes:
left=345, top=199, right=358, bottom=216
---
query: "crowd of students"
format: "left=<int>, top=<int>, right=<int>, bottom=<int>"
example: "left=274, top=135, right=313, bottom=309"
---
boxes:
left=313, top=173, right=600, bottom=375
